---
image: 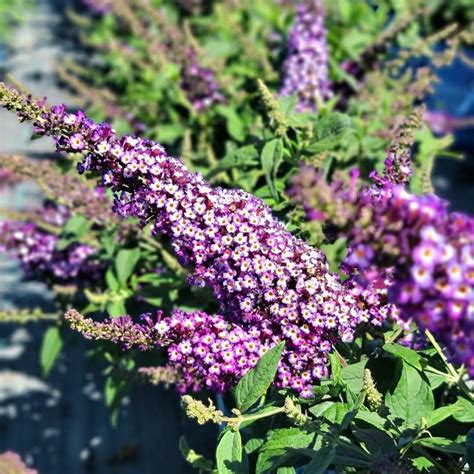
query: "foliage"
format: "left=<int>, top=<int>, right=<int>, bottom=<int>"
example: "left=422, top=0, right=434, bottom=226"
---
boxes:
left=0, top=0, right=473, bottom=472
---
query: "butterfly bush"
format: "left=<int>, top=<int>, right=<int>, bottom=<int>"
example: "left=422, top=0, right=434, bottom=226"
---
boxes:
left=291, top=160, right=474, bottom=373
left=0, top=154, right=119, bottom=224
left=82, top=0, right=112, bottom=14
left=115, top=0, right=223, bottom=112
left=279, top=0, right=332, bottom=112
left=179, top=49, right=223, bottom=112
left=0, top=202, right=102, bottom=284
left=0, top=84, right=392, bottom=396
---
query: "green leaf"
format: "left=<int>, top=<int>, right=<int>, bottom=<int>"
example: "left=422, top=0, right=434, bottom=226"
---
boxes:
left=244, top=438, right=265, bottom=454
left=355, top=409, right=387, bottom=430
left=179, top=436, right=215, bottom=472
left=105, top=268, right=120, bottom=292
left=260, top=138, right=283, bottom=201
left=412, top=456, right=435, bottom=470
left=276, top=468, right=296, bottom=474
left=106, top=300, right=127, bottom=317
left=207, top=144, right=258, bottom=178
left=340, top=359, right=367, bottom=395
left=352, top=429, right=396, bottom=456
left=383, top=343, right=422, bottom=370
left=303, top=446, right=335, bottom=474
left=307, top=113, right=353, bottom=153
left=235, top=342, right=285, bottom=412
left=216, top=105, right=246, bottom=142
left=257, top=428, right=315, bottom=473
left=385, top=363, right=434, bottom=429
left=40, top=326, right=63, bottom=377
left=426, top=371, right=446, bottom=390
left=466, top=428, right=474, bottom=471
left=426, top=405, right=462, bottom=428
left=453, top=397, right=474, bottom=423
left=115, top=248, right=141, bottom=284
left=216, top=430, right=246, bottom=474
left=261, top=428, right=314, bottom=453
left=63, top=214, right=89, bottom=237
left=415, top=437, right=465, bottom=455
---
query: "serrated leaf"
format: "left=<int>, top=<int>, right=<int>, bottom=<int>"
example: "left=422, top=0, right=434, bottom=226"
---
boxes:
left=355, top=410, right=387, bottom=430
left=235, top=342, right=285, bottom=412
left=307, top=113, right=353, bottom=153
left=115, top=248, right=141, bottom=284
left=383, top=343, right=422, bottom=370
left=426, top=405, right=462, bottom=428
left=303, top=446, right=335, bottom=474
left=216, top=430, right=246, bottom=474
left=244, top=438, right=265, bottom=454
left=40, top=326, right=63, bottom=377
left=340, top=359, right=367, bottom=395
left=207, top=145, right=258, bottom=178
left=385, top=363, right=434, bottom=429
left=453, top=397, right=474, bottom=423
left=257, top=428, right=315, bottom=473
left=415, top=437, right=465, bottom=455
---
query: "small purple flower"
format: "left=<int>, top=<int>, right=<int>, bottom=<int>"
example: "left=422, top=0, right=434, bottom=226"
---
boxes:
left=279, top=0, right=332, bottom=112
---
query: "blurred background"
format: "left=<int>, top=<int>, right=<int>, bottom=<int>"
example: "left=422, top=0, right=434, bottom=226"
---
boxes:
left=0, top=0, right=473, bottom=472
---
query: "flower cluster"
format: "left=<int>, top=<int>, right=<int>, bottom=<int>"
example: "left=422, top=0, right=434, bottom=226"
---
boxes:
left=115, top=0, right=223, bottom=112
left=0, top=84, right=390, bottom=396
left=65, top=309, right=161, bottom=350
left=0, top=451, right=37, bottom=474
left=0, top=154, right=118, bottom=224
left=179, top=49, right=224, bottom=112
left=279, top=0, right=332, bottom=112
left=378, top=107, right=424, bottom=186
left=287, top=166, right=360, bottom=231
left=345, top=183, right=474, bottom=373
left=0, top=202, right=102, bottom=284
left=82, top=0, right=112, bottom=15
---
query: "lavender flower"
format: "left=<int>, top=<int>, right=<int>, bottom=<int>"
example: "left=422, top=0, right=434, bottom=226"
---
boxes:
left=116, top=0, right=223, bottom=112
left=0, top=84, right=388, bottom=396
left=279, top=0, right=332, bottom=112
left=291, top=160, right=474, bottom=374
left=0, top=202, right=102, bottom=284
left=180, top=49, right=224, bottom=112
left=345, top=183, right=474, bottom=374
left=0, top=154, right=119, bottom=224
left=82, top=0, right=112, bottom=15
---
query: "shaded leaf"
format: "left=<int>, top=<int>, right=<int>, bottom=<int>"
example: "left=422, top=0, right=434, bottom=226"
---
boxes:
left=216, top=430, right=245, bottom=474
left=115, top=248, right=141, bottom=285
left=40, top=326, right=63, bottom=377
left=385, top=363, right=434, bottom=429
left=383, top=343, right=422, bottom=370
left=303, top=446, right=335, bottom=474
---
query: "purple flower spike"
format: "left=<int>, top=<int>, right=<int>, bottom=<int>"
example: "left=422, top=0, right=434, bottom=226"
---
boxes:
left=279, top=0, right=332, bottom=112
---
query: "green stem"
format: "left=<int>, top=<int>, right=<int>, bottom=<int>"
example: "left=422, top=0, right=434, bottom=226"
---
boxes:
left=223, top=406, right=285, bottom=425
left=426, top=330, right=473, bottom=401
